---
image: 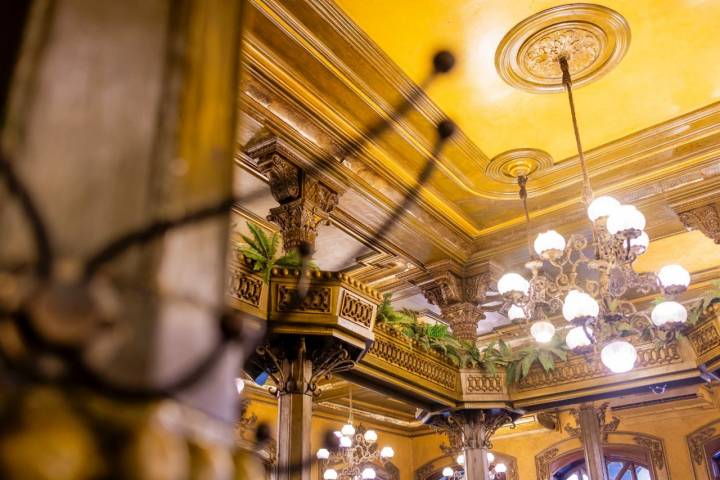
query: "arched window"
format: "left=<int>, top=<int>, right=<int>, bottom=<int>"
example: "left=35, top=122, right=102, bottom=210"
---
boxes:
left=551, top=448, right=653, bottom=480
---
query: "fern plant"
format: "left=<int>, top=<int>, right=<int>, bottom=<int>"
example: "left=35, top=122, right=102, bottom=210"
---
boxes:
left=237, top=222, right=313, bottom=284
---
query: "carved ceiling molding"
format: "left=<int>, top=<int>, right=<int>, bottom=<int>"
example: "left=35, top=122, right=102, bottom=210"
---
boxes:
left=676, top=202, right=720, bottom=244
left=407, top=260, right=502, bottom=340
left=247, top=137, right=340, bottom=252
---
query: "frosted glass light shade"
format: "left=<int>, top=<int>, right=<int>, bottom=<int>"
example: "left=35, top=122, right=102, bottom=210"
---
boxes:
left=341, top=423, right=355, bottom=436
left=601, top=340, right=637, bottom=373
left=364, top=430, right=378, bottom=443
left=588, top=196, right=620, bottom=222
left=534, top=230, right=566, bottom=257
left=494, top=464, right=507, bottom=474
left=507, top=305, right=526, bottom=321
left=630, top=231, right=649, bottom=254
left=486, top=452, right=495, bottom=463
left=497, top=273, right=529, bottom=296
left=530, top=321, right=556, bottom=343
left=362, top=468, right=376, bottom=479
left=324, top=470, right=338, bottom=480
left=333, top=431, right=342, bottom=438
left=316, top=448, right=330, bottom=460
left=380, top=447, right=395, bottom=458
left=456, top=454, right=465, bottom=465
left=565, top=326, right=593, bottom=350
left=562, top=290, right=599, bottom=322
left=339, top=436, right=352, bottom=448
left=651, top=301, right=687, bottom=326
left=442, top=467, right=454, bottom=477
left=235, top=378, right=245, bottom=394
left=658, top=264, right=691, bottom=291
left=607, top=205, right=646, bottom=235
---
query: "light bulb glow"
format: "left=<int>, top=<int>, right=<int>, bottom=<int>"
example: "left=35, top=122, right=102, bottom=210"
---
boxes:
left=456, top=454, right=465, bottom=465
left=339, top=436, right=352, bottom=448
left=534, top=230, right=566, bottom=257
left=333, top=431, right=342, bottom=438
left=324, top=470, right=338, bottom=480
left=651, top=301, right=687, bottom=326
left=562, top=290, right=599, bottom=322
left=607, top=204, right=646, bottom=235
left=442, top=467, right=454, bottom=477
left=630, top=231, right=649, bottom=254
left=364, top=430, right=377, bottom=443
left=497, top=273, right=529, bottom=296
left=494, top=463, right=507, bottom=474
left=486, top=452, right=495, bottom=463
left=235, top=378, right=245, bottom=394
left=565, top=326, right=592, bottom=350
left=316, top=448, right=330, bottom=460
left=658, top=264, right=691, bottom=291
left=362, top=468, right=376, bottom=479
left=601, top=340, right=637, bottom=373
left=341, top=423, right=355, bottom=436
left=530, top=321, right=555, bottom=343
left=588, top=196, right=620, bottom=222
left=507, top=304, right=526, bottom=321
left=380, top=447, right=394, bottom=459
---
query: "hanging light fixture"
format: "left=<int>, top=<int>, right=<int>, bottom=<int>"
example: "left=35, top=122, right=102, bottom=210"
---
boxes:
left=496, top=55, right=691, bottom=373
left=316, top=387, right=394, bottom=480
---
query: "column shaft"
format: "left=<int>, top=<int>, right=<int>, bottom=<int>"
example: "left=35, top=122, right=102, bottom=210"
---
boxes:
left=578, top=405, right=609, bottom=480
left=277, top=357, right=313, bottom=480
left=463, top=445, right=490, bottom=480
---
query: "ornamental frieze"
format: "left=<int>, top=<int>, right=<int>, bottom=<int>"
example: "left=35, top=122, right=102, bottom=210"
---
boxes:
left=464, top=374, right=505, bottom=394
left=339, top=290, right=375, bottom=328
left=687, top=319, right=720, bottom=358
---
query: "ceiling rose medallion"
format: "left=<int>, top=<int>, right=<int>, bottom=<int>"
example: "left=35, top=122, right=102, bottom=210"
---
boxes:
left=495, top=4, right=630, bottom=93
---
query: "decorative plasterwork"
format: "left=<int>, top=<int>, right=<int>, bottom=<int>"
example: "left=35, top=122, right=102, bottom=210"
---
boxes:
left=535, top=447, right=560, bottom=480
left=495, top=4, right=630, bottom=93
left=688, top=425, right=717, bottom=465
left=486, top=148, right=553, bottom=184
left=247, top=137, right=340, bottom=252
left=432, top=409, right=516, bottom=450
left=677, top=203, right=720, bottom=244
left=632, top=436, right=665, bottom=471
left=412, top=260, right=501, bottom=340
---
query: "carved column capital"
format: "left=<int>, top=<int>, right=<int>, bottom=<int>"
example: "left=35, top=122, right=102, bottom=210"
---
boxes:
left=414, top=261, right=501, bottom=340
left=674, top=201, right=720, bottom=244
left=433, top=409, right=516, bottom=451
left=247, top=138, right=340, bottom=252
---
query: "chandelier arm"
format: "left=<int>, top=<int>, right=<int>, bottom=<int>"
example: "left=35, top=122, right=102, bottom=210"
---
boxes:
left=559, top=56, right=593, bottom=205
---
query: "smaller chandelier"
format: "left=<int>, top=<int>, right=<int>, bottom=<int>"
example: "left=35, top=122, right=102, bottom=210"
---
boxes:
left=317, top=389, right=394, bottom=480
left=496, top=55, right=692, bottom=374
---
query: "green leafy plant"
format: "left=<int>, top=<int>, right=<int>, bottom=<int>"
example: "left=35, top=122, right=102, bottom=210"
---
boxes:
left=237, top=222, right=314, bottom=283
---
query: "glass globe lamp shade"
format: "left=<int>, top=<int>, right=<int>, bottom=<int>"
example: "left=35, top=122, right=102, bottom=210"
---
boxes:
left=380, top=447, right=394, bottom=459
left=364, top=430, right=378, bottom=443
left=562, top=290, right=599, bottom=322
left=601, top=340, right=637, bottom=373
left=534, top=230, right=566, bottom=258
left=530, top=321, right=555, bottom=343
left=442, top=467, right=454, bottom=478
left=497, top=273, right=529, bottom=297
left=658, top=264, right=691, bottom=294
left=494, top=464, right=507, bottom=474
left=628, top=231, right=649, bottom=256
left=507, top=305, right=525, bottom=321
left=606, top=205, right=646, bottom=236
left=316, top=448, right=330, bottom=460
left=324, top=470, right=338, bottom=480
left=341, top=423, right=355, bottom=436
left=456, top=454, right=465, bottom=465
left=587, top=196, right=620, bottom=222
left=235, top=378, right=245, bottom=394
left=333, top=431, right=342, bottom=438
left=565, top=326, right=592, bottom=350
left=486, top=452, right=495, bottom=463
left=339, top=436, right=352, bottom=448
left=362, top=468, right=376, bottom=480
left=651, top=301, right=687, bottom=326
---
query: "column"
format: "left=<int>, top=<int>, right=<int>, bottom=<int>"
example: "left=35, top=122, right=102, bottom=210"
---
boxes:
left=578, top=404, right=610, bottom=480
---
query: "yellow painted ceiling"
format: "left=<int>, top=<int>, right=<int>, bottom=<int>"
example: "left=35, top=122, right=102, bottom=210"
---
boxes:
left=334, top=0, right=720, bottom=162
left=634, top=230, right=720, bottom=275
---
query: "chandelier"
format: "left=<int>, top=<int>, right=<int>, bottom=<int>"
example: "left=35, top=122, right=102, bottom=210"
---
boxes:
left=442, top=453, right=507, bottom=480
left=317, top=389, right=395, bottom=480
left=496, top=56, right=691, bottom=374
